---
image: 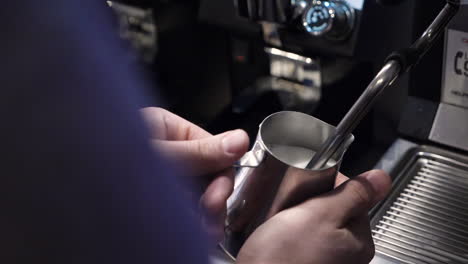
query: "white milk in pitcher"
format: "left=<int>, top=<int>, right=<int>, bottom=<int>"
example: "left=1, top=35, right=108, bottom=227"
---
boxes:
left=268, top=144, right=337, bottom=169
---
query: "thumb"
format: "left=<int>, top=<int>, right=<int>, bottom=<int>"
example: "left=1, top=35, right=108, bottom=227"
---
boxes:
left=305, top=170, right=392, bottom=225
left=153, top=129, right=249, bottom=175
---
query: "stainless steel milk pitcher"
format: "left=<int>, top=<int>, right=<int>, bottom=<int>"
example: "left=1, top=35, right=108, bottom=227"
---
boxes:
left=220, top=111, right=354, bottom=258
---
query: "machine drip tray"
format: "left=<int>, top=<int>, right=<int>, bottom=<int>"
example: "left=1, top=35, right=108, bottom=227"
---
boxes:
left=370, top=144, right=468, bottom=264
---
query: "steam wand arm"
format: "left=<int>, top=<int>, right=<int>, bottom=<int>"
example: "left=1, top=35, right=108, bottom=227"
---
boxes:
left=306, top=0, right=460, bottom=170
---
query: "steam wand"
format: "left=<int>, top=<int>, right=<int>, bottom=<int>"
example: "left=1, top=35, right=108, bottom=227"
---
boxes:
left=306, top=0, right=460, bottom=170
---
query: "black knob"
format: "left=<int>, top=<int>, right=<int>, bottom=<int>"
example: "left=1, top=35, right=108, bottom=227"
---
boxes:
left=302, top=0, right=355, bottom=40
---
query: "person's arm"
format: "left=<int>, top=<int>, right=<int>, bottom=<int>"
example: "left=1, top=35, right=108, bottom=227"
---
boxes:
left=0, top=1, right=209, bottom=263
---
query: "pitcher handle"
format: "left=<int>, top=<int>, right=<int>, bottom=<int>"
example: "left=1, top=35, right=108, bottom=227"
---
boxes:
left=233, top=141, right=266, bottom=168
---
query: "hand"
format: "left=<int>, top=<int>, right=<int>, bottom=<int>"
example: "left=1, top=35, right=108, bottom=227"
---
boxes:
left=140, top=107, right=249, bottom=239
left=237, top=170, right=392, bottom=264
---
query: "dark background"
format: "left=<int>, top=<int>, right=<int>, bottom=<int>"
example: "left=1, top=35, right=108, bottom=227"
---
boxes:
left=114, top=0, right=449, bottom=175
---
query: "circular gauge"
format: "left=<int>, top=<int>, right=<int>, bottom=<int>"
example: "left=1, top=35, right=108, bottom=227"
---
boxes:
left=302, top=2, right=334, bottom=36
left=302, top=0, right=355, bottom=40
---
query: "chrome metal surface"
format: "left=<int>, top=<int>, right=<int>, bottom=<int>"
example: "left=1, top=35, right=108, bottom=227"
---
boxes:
left=265, top=47, right=322, bottom=111
left=261, top=22, right=283, bottom=47
left=371, top=147, right=468, bottom=264
left=222, top=111, right=354, bottom=258
left=373, top=139, right=418, bottom=174
left=307, top=60, right=401, bottom=169
left=409, top=2, right=460, bottom=67
left=308, top=2, right=460, bottom=170
left=266, top=47, right=320, bottom=85
left=300, top=0, right=355, bottom=40
left=232, top=48, right=321, bottom=113
left=429, top=103, right=468, bottom=152
left=210, top=245, right=236, bottom=264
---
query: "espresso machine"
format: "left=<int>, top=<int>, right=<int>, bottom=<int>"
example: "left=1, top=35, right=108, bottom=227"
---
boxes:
left=198, top=0, right=416, bottom=176
left=207, top=0, right=468, bottom=262
left=200, top=0, right=468, bottom=262
left=370, top=2, right=468, bottom=263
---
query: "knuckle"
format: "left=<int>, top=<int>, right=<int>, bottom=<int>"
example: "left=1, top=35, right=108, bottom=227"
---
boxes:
left=356, top=240, right=375, bottom=263
left=197, top=139, right=219, bottom=162
left=346, top=237, right=375, bottom=263
left=352, top=232, right=375, bottom=263
left=143, top=107, right=166, bottom=116
left=196, top=140, right=207, bottom=159
left=151, top=107, right=167, bottom=114
left=185, top=123, right=195, bottom=139
left=347, top=180, right=372, bottom=207
left=141, top=107, right=169, bottom=138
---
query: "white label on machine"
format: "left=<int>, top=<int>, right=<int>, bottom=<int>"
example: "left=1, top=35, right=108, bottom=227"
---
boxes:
left=442, top=29, right=468, bottom=108
left=345, top=0, right=365, bottom=10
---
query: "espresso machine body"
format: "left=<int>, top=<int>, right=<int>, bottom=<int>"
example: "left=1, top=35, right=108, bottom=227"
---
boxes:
left=370, top=2, right=468, bottom=263
left=197, top=0, right=419, bottom=176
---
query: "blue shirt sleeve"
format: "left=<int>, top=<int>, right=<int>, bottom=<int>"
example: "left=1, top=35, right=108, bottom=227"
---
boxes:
left=0, top=1, right=209, bottom=263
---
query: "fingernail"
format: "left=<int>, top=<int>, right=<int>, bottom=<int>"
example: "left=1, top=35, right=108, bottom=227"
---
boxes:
left=222, top=130, right=247, bottom=156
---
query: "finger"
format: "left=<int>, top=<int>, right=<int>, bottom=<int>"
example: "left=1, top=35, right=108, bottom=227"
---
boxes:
left=302, top=170, right=392, bottom=225
left=362, top=170, right=393, bottom=204
left=334, top=173, right=349, bottom=188
left=152, top=129, right=250, bottom=175
left=141, top=107, right=211, bottom=140
left=347, top=214, right=375, bottom=263
left=199, top=170, right=234, bottom=241
left=200, top=170, right=234, bottom=219
left=333, top=170, right=391, bottom=223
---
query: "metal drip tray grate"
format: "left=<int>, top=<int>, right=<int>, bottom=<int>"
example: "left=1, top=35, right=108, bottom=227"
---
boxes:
left=371, top=150, right=468, bottom=264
